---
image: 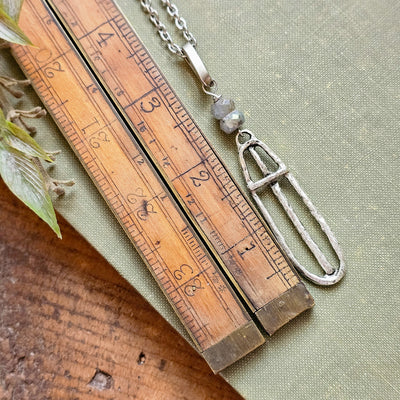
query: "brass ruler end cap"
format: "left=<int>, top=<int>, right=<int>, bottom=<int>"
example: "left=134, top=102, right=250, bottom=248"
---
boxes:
left=201, top=320, right=265, bottom=373
left=255, top=283, right=315, bottom=336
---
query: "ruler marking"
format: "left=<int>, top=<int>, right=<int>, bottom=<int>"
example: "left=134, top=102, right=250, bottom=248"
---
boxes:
left=76, top=19, right=110, bottom=41
left=15, top=0, right=311, bottom=357
left=124, top=87, right=158, bottom=110
left=99, top=86, right=252, bottom=337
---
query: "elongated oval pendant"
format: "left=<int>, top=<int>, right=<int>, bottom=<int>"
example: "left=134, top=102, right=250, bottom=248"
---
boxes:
left=236, top=130, right=345, bottom=285
left=181, top=43, right=345, bottom=286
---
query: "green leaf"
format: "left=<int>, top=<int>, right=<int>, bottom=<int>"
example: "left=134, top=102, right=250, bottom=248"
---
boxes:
left=0, top=121, right=53, bottom=162
left=0, top=6, right=32, bottom=45
left=0, top=141, right=61, bottom=238
left=0, top=0, right=24, bottom=21
left=0, top=109, right=52, bottom=161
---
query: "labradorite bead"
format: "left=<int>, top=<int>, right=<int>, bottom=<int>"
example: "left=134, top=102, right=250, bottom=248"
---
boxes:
left=211, top=97, right=235, bottom=119
left=220, top=110, right=245, bottom=134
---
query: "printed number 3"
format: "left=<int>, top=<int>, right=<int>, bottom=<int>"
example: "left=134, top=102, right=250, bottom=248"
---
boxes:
left=140, top=97, right=161, bottom=113
left=173, top=264, right=194, bottom=280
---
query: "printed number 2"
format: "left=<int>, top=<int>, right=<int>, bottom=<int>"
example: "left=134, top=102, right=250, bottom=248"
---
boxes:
left=190, top=170, right=210, bottom=187
left=184, top=278, right=204, bottom=297
left=44, top=61, right=64, bottom=78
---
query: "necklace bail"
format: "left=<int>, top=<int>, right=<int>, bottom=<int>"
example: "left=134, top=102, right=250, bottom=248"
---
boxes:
left=182, top=42, right=213, bottom=88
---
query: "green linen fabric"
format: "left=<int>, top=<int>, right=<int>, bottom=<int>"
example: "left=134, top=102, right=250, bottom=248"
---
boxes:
left=1, top=0, right=399, bottom=398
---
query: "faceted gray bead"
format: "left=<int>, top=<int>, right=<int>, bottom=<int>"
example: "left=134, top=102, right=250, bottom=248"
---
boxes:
left=211, top=97, right=235, bottom=120
left=220, top=110, right=245, bottom=134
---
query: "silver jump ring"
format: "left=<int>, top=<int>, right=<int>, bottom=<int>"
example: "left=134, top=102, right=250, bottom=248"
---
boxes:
left=202, top=80, right=221, bottom=100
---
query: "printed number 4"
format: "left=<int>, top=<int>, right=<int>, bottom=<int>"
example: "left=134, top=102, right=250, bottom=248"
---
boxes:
left=97, top=32, right=114, bottom=48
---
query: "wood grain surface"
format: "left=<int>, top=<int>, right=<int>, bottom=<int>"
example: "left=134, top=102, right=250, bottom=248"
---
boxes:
left=13, top=0, right=313, bottom=344
left=0, top=180, right=243, bottom=400
left=12, top=0, right=265, bottom=372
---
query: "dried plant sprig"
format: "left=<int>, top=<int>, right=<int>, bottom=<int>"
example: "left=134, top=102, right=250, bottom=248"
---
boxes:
left=0, top=69, right=74, bottom=238
left=32, top=156, right=75, bottom=196
left=0, top=2, right=74, bottom=238
left=7, top=106, right=47, bottom=133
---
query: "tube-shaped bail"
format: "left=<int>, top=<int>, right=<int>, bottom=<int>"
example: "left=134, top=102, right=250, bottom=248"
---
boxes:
left=182, top=43, right=213, bottom=87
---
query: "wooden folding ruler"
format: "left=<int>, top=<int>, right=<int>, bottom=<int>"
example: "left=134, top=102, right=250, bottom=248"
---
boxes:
left=12, top=0, right=314, bottom=372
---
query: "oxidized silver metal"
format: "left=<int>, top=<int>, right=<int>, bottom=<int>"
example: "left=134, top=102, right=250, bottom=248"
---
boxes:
left=138, top=0, right=346, bottom=286
left=138, top=0, right=196, bottom=56
left=182, top=43, right=212, bottom=87
left=236, top=130, right=345, bottom=285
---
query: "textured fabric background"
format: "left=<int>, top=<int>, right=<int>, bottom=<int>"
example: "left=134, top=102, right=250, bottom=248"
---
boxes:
left=1, top=0, right=399, bottom=398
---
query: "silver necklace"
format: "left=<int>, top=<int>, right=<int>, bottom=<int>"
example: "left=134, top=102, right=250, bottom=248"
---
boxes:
left=138, top=0, right=345, bottom=285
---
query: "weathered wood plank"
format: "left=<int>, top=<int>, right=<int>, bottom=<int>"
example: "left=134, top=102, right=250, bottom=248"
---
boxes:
left=0, top=181, right=243, bottom=400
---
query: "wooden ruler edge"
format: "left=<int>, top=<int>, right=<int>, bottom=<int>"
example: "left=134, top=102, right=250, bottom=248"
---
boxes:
left=45, top=0, right=257, bottom=310
left=46, top=0, right=314, bottom=332
left=11, top=0, right=266, bottom=373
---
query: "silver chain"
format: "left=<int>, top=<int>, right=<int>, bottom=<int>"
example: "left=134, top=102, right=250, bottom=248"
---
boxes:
left=138, top=0, right=197, bottom=57
left=138, top=0, right=345, bottom=286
